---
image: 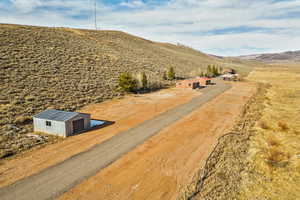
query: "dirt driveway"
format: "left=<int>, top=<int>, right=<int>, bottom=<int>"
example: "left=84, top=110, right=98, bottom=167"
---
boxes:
left=0, top=81, right=234, bottom=200
left=59, top=81, right=255, bottom=200
left=0, top=88, right=200, bottom=188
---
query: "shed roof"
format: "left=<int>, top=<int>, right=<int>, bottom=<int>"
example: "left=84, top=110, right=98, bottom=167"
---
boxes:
left=221, top=74, right=238, bottom=78
left=34, top=109, right=80, bottom=122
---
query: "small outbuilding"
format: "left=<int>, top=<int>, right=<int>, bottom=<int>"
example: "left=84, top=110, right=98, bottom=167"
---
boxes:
left=176, top=79, right=200, bottom=89
left=33, top=109, right=91, bottom=137
left=196, top=77, right=212, bottom=86
left=221, top=73, right=239, bottom=81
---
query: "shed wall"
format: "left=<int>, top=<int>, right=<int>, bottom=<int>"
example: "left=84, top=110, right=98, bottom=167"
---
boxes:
left=176, top=80, right=200, bottom=89
left=65, top=114, right=91, bottom=136
left=33, top=118, right=67, bottom=137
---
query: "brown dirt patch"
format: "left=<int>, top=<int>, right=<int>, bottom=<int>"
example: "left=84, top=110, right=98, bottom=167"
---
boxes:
left=59, top=82, right=256, bottom=200
left=0, top=88, right=199, bottom=187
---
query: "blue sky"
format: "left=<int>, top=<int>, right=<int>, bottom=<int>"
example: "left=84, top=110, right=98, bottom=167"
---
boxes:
left=0, top=0, right=300, bottom=56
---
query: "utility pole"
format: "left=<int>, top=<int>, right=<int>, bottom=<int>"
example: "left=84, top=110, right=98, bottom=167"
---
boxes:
left=94, top=0, right=97, bottom=30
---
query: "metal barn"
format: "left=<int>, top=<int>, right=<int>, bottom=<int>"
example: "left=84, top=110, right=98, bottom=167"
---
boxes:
left=33, top=109, right=91, bottom=137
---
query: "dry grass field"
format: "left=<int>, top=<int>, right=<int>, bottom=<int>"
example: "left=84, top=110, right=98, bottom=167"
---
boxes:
left=239, top=67, right=300, bottom=199
left=183, top=66, right=300, bottom=200
left=0, top=24, right=254, bottom=159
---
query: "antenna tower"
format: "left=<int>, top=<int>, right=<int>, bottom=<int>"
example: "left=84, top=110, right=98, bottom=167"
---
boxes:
left=94, top=0, right=97, bottom=30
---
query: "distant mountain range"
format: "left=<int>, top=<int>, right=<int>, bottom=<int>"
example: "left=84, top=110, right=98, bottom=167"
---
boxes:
left=237, top=50, right=300, bottom=63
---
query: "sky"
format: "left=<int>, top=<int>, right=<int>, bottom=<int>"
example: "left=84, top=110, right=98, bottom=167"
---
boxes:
left=0, top=0, right=300, bottom=56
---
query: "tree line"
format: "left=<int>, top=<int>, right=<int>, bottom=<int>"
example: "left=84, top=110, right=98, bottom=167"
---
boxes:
left=118, top=65, right=226, bottom=93
left=118, top=67, right=176, bottom=93
left=199, top=65, right=223, bottom=78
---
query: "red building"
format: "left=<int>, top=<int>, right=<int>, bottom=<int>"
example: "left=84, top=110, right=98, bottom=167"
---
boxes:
left=196, top=77, right=211, bottom=86
left=176, top=79, right=200, bottom=89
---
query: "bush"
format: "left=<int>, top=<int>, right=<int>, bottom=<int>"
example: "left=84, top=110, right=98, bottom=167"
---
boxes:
left=118, top=73, right=137, bottom=93
left=141, top=72, right=148, bottom=89
left=25, top=96, right=35, bottom=102
left=278, top=121, right=289, bottom=131
left=259, top=121, right=271, bottom=130
left=167, top=67, right=176, bottom=80
left=206, top=65, right=221, bottom=77
left=15, top=115, right=32, bottom=125
left=265, top=147, right=290, bottom=167
left=162, top=71, right=167, bottom=80
left=266, top=136, right=281, bottom=147
left=199, top=71, right=205, bottom=77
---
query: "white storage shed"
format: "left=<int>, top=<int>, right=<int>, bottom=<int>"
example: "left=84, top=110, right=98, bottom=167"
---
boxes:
left=33, top=109, right=91, bottom=137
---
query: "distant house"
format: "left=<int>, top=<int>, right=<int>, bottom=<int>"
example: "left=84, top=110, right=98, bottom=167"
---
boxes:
left=221, top=73, right=239, bottom=81
left=176, top=79, right=200, bottom=89
left=196, top=77, right=212, bottom=86
left=33, top=109, right=91, bottom=137
left=223, top=68, right=236, bottom=74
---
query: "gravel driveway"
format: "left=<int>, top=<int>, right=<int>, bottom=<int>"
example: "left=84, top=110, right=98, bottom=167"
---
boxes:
left=0, top=80, right=231, bottom=200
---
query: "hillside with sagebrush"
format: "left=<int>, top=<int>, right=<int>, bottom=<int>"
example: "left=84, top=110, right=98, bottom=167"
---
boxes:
left=0, top=23, right=253, bottom=158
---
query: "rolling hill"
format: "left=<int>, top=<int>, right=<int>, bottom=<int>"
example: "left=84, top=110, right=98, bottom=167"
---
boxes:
left=0, top=23, right=254, bottom=158
left=238, top=50, right=300, bottom=63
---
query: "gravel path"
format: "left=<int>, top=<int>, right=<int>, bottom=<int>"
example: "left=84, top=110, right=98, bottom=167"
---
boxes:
left=0, top=81, right=231, bottom=200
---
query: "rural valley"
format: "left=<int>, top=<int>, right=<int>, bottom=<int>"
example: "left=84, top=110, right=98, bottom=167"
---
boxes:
left=0, top=21, right=299, bottom=200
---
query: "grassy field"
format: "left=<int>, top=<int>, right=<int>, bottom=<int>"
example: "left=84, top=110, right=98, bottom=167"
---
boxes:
left=239, top=67, right=300, bottom=199
left=181, top=66, right=300, bottom=200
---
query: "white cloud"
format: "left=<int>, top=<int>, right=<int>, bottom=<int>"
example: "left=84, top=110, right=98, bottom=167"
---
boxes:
left=1, top=0, right=300, bottom=56
left=120, top=0, right=145, bottom=8
left=10, top=0, right=42, bottom=12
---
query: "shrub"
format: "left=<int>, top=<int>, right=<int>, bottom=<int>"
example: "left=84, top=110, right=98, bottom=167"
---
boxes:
left=207, top=65, right=212, bottom=77
left=278, top=121, right=289, bottom=131
left=265, top=147, right=289, bottom=167
left=118, top=72, right=137, bottom=93
left=266, top=136, right=281, bottom=147
left=167, top=67, right=176, bottom=80
left=141, top=72, right=148, bottom=89
left=206, top=65, right=221, bottom=77
left=25, top=96, right=35, bottom=102
left=259, top=121, right=271, bottom=130
left=162, top=71, right=167, bottom=80
left=199, top=71, right=205, bottom=77
left=267, top=148, right=284, bottom=163
left=15, top=115, right=32, bottom=125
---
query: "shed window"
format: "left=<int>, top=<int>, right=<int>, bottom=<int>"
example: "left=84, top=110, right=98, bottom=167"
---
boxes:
left=46, top=121, right=52, bottom=126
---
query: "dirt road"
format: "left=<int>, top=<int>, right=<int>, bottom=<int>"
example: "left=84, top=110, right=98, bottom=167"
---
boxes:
left=0, top=81, right=230, bottom=200
left=60, top=81, right=255, bottom=200
left=0, top=87, right=199, bottom=188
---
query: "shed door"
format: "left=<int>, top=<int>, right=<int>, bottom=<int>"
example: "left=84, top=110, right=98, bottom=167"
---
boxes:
left=73, top=119, right=84, bottom=133
left=193, top=82, right=199, bottom=89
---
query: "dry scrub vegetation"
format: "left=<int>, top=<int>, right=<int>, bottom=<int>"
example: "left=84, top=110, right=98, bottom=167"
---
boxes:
left=180, top=67, right=300, bottom=200
left=0, top=24, right=253, bottom=159
left=239, top=67, right=300, bottom=199
left=178, top=82, right=264, bottom=200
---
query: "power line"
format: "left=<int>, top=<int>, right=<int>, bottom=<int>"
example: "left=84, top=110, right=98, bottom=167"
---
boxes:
left=94, top=0, right=97, bottom=30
